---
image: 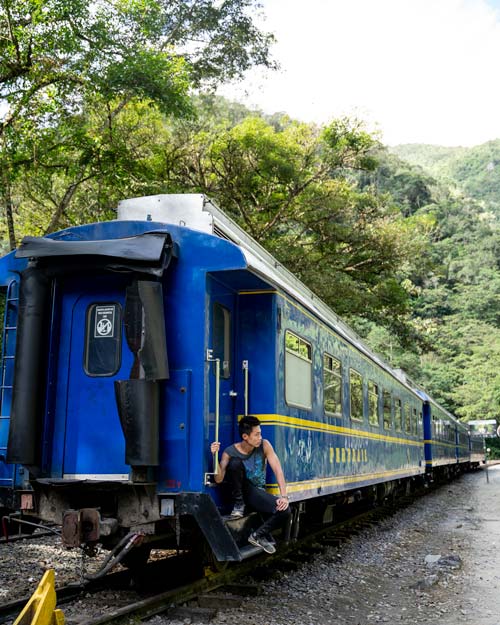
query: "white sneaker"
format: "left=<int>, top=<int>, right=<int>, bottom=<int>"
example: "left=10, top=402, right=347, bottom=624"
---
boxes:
left=229, top=504, right=245, bottom=518
left=248, top=532, right=276, bottom=554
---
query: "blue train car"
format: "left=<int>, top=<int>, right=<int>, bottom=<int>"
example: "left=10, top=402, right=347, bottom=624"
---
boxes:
left=457, top=421, right=470, bottom=465
left=420, top=391, right=471, bottom=477
left=0, top=194, right=474, bottom=563
left=257, top=295, right=425, bottom=505
left=470, top=436, right=485, bottom=466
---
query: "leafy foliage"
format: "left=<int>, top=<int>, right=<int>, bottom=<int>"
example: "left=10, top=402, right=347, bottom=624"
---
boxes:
left=163, top=110, right=418, bottom=325
left=391, top=140, right=500, bottom=216
left=0, top=0, right=274, bottom=246
left=371, top=145, right=500, bottom=422
left=0, top=0, right=274, bottom=124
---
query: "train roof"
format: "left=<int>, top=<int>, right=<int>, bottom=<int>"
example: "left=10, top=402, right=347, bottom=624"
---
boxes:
left=414, top=388, right=466, bottom=429
left=118, top=193, right=423, bottom=399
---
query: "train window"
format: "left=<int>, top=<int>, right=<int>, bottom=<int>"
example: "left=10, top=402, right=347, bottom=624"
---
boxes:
left=394, top=398, right=402, bottom=432
left=349, top=369, right=363, bottom=422
left=213, top=303, right=231, bottom=379
left=285, top=330, right=312, bottom=410
left=84, top=303, right=122, bottom=376
left=412, top=408, right=418, bottom=435
left=404, top=403, right=411, bottom=433
left=419, top=411, right=423, bottom=435
left=285, top=331, right=312, bottom=362
left=383, top=390, right=392, bottom=430
left=323, top=353, right=342, bottom=417
left=368, top=381, right=379, bottom=426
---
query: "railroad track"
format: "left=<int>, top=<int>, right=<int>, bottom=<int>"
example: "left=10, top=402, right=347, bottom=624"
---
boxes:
left=0, top=530, right=56, bottom=545
left=0, top=567, right=137, bottom=625
left=2, top=480, right=449, bottom=625
left=0, top=517, right=61, bottom=544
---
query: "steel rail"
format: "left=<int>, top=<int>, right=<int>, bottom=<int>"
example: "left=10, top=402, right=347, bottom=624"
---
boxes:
left=3, top=474, right=469, bottom=625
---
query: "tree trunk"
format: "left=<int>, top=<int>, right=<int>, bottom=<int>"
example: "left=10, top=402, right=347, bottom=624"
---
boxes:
left=5, top=194, right=16, bottom=250
left=44, top=182, right=78, bottom=234
left=1, top=169, right=16, bottom=250
left=44, top=173, right=92, bottom=234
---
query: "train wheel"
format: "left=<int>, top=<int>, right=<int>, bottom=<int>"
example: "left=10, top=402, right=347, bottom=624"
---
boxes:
left=201, top=540, right=230, bottom=574
left=121, top=544, right=152, bottom=571
left=189, top=532, right=230, bottom=575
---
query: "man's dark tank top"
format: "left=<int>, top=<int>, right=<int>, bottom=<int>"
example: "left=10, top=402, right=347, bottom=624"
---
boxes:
left=224, top=442, right=266, bottom=488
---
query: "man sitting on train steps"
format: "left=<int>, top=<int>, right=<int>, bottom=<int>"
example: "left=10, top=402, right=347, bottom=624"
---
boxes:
left=210, top=415, right=291, bottom=555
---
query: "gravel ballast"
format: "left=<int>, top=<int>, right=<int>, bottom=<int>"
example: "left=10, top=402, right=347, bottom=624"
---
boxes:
left=1, top=465, right=499, bottom=625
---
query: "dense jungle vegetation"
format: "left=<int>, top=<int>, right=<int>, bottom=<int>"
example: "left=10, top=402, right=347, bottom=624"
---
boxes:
left=0, top=0, right=498, bottom=424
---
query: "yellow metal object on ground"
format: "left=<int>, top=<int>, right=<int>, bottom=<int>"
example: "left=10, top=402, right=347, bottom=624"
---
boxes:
left=13, top=569, right=65, bottom=625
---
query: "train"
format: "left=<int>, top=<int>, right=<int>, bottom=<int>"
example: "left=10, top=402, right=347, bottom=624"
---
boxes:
left=0, top=194, right=484, bottom=569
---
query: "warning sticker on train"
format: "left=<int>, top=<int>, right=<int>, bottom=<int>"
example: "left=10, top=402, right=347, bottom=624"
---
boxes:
left=94, top=306, right=115, bottom=338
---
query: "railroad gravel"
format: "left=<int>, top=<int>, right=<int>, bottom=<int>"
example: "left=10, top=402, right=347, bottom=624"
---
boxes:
left=0, top=534, right=90, bottom=601
left=153, top=465, right=500, bottom=625
left=1, top=466, right=499, bottom=624
left=0, top=536, right=141, bottom=622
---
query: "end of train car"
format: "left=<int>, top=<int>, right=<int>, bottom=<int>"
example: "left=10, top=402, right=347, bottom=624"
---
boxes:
left=415, top=388, right=475, bottom=480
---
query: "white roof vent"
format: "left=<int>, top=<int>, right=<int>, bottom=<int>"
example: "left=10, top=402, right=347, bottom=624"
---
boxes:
left=118, top=194, right=214, bottom=234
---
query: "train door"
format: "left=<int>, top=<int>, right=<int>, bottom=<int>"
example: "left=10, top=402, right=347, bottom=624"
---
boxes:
left=208, top=286, right=238, bottom=454
left=51, top=278, right=133, bottom=479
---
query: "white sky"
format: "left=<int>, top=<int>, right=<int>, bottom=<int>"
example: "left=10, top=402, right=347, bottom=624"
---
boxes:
left=218, top=0, right=500, bottom=146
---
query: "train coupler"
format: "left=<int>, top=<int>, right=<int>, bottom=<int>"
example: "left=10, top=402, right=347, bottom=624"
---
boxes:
left=62, top=509, right=118, bottom=548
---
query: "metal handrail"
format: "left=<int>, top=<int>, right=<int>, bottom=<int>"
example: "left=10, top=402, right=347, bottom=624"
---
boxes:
left=243, top=360, right=249, bottom=416
left=205, top=350, right=221, bottom=480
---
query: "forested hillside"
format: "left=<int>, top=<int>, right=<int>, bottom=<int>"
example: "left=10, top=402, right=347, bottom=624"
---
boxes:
left=0, top=1, right=498, bottom=423
left=392, top=141, right=500, bottom=215
left=380, top=144, right=500, bottom=420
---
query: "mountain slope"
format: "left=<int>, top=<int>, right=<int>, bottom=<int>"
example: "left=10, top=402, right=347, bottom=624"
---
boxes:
left=391, top=140, right=500, bottom=214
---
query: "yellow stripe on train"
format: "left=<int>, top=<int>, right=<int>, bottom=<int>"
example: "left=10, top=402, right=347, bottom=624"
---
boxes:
left=253, top=413, right=423, bottom=447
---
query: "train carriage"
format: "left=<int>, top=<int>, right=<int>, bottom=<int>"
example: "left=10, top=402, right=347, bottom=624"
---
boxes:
left=420, top=392, right=472, bottom=478
left=259, top=293, right=426, bottom=504
left=470, top=436, right=485, bottom=466
left=457, top=420, right=471, bottom=465
left=0, top=194, right=477, bottom=563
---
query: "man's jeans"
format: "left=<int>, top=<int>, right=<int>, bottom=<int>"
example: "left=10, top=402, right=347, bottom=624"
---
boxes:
left=225, top=456, right=291, bottom=537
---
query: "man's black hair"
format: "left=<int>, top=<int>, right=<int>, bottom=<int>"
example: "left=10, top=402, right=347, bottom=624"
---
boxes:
left=239, top=415, right=261, bottom=439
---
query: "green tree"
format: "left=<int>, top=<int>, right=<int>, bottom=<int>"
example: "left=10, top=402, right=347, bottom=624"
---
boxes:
left=418, top=318, right=500, bottom=420
left=2, top=97, right=176, bottom=240
left=0, top=0, right=274, bottom=245
left=163, top=112, right=422, bottom=328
